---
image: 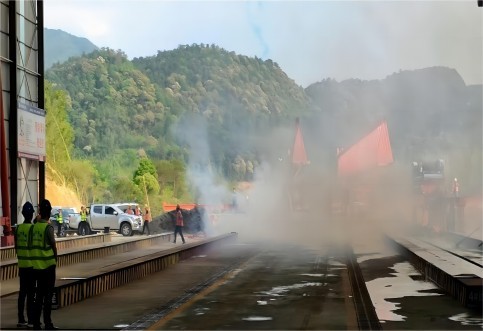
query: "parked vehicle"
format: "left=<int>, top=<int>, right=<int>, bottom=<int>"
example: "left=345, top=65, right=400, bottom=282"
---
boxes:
left=68, top=203, right=143, bottom=236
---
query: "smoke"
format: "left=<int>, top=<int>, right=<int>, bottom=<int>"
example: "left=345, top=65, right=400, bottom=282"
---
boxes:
left=175, top=114, right=230, bottom=208
left=245, top=1, right=270, bottom=59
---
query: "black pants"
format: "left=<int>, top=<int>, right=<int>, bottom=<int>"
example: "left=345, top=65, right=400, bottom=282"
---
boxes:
left=18, top=267, right=35, bottom=324
left=173, top=226, right=185, bottom=243
left=56, top=222, right=63, bottom=236
left=33, top=265, right=56, bottom=328
left=142, top=221, right=150, bottom=235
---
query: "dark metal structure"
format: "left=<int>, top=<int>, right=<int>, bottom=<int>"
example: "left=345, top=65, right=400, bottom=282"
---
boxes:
left=0, top=0, right=44, bottom=246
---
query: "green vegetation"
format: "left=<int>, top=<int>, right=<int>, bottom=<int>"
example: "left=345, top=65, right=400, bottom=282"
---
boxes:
left=45, top=45, right=311, bottom=214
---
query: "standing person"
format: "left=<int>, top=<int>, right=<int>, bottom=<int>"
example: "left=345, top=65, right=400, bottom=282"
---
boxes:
left=31, top=199, right=58, bottom=330
left=126, top=205, right=134, bottom=215
left=15, top=202, right=36, bottom=328
left=142, top=207, right=151, bottom=235
left=55, top=208, right=63, bottom=237
left=452, top=178, right=460, bottom=198
left=134, top=205, right=142, bottom=216
left=80, top=206, right=88, bottom=223
left=231, top=188, right=238, bottom=212
left=173, top=205, right=185, bottom=244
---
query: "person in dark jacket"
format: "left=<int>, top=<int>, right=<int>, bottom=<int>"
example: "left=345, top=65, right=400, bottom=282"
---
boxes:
left=173, top=205, right=185, bottom=244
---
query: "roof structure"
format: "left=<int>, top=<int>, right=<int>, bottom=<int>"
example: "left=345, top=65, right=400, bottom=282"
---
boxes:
left=337, top=121, right=393, bottom=177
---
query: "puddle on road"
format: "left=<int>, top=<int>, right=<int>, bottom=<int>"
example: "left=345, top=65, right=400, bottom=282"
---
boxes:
left=299, top=273, right=337, bottom=278
left=366, top=262, right=442, bottom=322
left=449, top=312, right=483, bottom=327
left=358, top=253, right=392, bottom=264
left=258, top=282, right=322, bottom=297
left=194, top=307, right=210, bottom=316
left=257, top=300, right=268, bottom=305
left=242, top=316, right=273, bottom=321
left=113, top=324, right=130, bottom=328
left=300, top=273, right=324, bottom=277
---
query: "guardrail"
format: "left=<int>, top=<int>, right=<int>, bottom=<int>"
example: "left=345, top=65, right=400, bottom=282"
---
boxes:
left=1, top=234, right=171, bottom=281
left=0, top=233, right=112, bottom=262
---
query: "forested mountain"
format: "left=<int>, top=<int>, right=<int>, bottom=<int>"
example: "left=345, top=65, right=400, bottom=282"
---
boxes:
left=44, top=38, right=482, bottom=207
left=44, top=28, right=98, bottom=69
left=46, top=46, right=310, bottom=178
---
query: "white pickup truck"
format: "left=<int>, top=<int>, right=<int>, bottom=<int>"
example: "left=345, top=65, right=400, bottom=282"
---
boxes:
left=68, top=203, right=143, bottom=236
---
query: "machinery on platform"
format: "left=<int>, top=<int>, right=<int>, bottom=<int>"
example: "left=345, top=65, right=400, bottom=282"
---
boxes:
left=411, top=159, right=463, bottom=232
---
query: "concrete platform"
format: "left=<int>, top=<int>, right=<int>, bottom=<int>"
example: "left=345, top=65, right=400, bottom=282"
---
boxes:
left=1, top=237, right=254, bottom=330
left=389, top=235, right=483, bottom=308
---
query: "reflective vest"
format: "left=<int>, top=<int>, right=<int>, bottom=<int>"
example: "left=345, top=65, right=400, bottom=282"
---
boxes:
left=56, top=213, right=63, bottom=224
left=80, top=210, right=87, bottom=221
left=30, top=222, right=56, bottom=269
left=15, top=223, right=33, bottom=268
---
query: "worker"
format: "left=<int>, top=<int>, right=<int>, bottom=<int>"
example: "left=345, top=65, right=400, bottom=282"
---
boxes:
left=55, top=208, right=63, bottom=237
left=173, top=205, right=186, bottom=244
left=134, top=205, right=141, bottom=216
left=80, top=206, right=87, bottom=223
left=15, top=202, right=36, bottom=328
left=126, top=205, right=134, bottom=215
left=31, top=199, right=58, bottom=330
left=452, top=178, right=459, bottom=197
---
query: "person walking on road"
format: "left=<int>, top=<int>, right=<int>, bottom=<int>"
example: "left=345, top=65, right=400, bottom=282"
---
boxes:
left=143, top=207, right=151, bottom=235
left=31, top=199, right=58, bottom=330
left=173, top=205, right=185, bottom=244
left=14, top=202, right=36, bottom=328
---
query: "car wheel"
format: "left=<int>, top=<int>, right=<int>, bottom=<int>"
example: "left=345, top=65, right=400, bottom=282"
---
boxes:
left=120, top=223, right=132, bottom=236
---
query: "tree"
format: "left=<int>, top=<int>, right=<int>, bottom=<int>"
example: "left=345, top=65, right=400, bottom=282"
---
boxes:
left=45, top=81, right=74, bottom=170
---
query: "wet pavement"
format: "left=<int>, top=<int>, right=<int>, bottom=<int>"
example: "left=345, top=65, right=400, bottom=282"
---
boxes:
left=150, top=243, right=357, bottom=330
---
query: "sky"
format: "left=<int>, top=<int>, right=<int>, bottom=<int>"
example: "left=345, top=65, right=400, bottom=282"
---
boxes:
left=44, top=0, right=483, bottom=87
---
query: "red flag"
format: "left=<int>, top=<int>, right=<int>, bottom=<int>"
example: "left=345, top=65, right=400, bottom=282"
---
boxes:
left=337, top=121, right=393, bottom=176
left=292, top=119, right=308, bottom=165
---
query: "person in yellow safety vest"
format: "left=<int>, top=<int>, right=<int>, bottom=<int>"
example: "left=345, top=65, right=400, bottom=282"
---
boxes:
left=14, top=201, right=36, bottom=328
left=55, top=208, right=63, bottom=237
left=31, top=199, right=59, bottom=330
left=80, top=206, right=88, bottom=222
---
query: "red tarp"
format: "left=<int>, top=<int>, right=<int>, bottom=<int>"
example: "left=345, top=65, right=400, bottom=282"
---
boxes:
left=292, top=119, right=308, bottom=165
left=337, top=121, right=393, bottom=177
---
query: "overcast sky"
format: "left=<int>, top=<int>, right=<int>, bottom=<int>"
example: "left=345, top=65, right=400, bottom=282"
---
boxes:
left=44, top=0, right=482, bottom=87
